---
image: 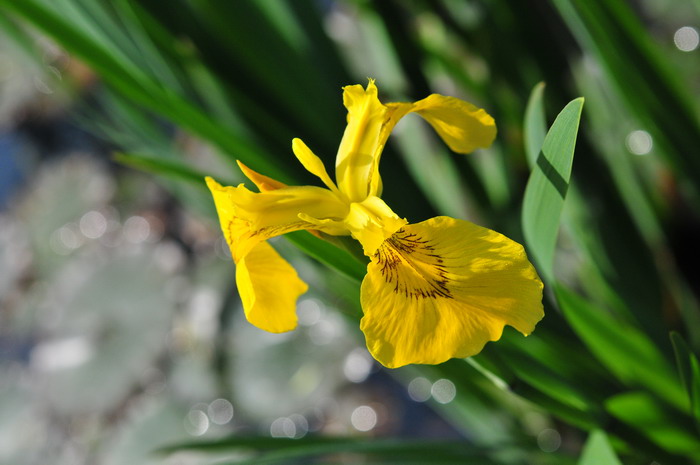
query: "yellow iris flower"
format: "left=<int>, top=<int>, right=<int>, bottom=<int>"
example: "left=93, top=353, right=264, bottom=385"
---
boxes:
left=206, top=80, right=544, bottom=368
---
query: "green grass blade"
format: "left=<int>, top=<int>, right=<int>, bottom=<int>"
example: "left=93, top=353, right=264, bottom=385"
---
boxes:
left=0, top=0, right=286, bottom=181
left=551, top=0, right=700, bottom=199
left=523, top=82, right=547, bottom=169
left=158, top=437, right=499, bottom=465
left=113, top=152, right=230, bottom=186
left=671, top=332, right=700, bottom=429
left=522, top=97, right=583, bottom=281
left=578, top=430, right=622, bottom=465
left=606, top=392, right=700, bottom=461
left=555, top=285, right=686, bottom=410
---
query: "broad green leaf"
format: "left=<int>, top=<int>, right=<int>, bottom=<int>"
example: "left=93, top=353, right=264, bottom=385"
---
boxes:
left=555, top=286, right=686, bottom=410
left=578, top=430, right=621, bottom=465
left=606, top=392, right=700, bottom=459
left=523, top=82, right=547, bottom=169
left=522, top=97, right=583, bottom=281
left=671, top=332, right=700, bottom=429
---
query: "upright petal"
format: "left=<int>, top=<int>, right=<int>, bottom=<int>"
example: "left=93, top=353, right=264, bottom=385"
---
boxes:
left=334, top=81, right=497, bottom=201
left=360, top=216, right=543, bottom=368
left=335, top=80, right=388, bottom=202
left=236, top=241, right=307, bottom=333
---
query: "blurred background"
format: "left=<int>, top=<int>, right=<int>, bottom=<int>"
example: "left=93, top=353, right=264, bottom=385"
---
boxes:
left=0, top=1, right=699, bottom=464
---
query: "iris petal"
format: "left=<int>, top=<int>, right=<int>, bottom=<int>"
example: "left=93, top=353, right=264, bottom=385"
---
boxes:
left=333, top=81, right=496, bottom=201
left=292, top=138, right=339, bottom=194
left=359, top=216, right=543, bottom=368
left=207, top=176, right=349, bottom=256
left=335, top=80, right=387, bottom=202
left=410, top=94, right=497, bottom=154
left=236, top=241, right=307, bottom=333
left=236, top=160, right=286, bottom=192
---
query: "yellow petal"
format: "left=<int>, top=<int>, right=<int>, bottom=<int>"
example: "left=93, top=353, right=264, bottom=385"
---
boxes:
left=292, top=138, right=339, bottom=194
left=206, top=176, right=349, bottom=260
left=236, top=160, right=286, bottom=192
left=410, top=94, right=496, bottom=154
left=335, top=80, right=388, bottom=202
left=343, top=195, right=407, bottom=256
left=236, top=241, right=307, bottom=333
left=359, top=216, right=543, bottom=368
left=333, top=81, right=496, bottom=201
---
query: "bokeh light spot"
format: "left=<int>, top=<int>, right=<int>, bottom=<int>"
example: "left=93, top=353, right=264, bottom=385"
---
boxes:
left=407, top=377, right=432, bottom=402
left=351, top=405, right=377, bottom=432
left=431, top=379, right=456, bottom=404
left=270, top=417, right=297, bottom=438
left=297, top=298, right=322, bottom=326
left=123, top=216, right=151, bottom=244
left=674, top=26, right=699, bottom=52
left=625, top=130, right=653, bottom=155
left=184, top=409, right=209, bottom=436
left=343, top=348, right=373, bottom=383
left=79, top=210, right=107, bottom=239
left=537, top=428, right=562, bottom=452
left=207, top=398, right=234, bottom=425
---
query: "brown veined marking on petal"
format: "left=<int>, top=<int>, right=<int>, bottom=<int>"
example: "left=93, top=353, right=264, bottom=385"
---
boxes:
left=373, top=228, right=453, bottom=300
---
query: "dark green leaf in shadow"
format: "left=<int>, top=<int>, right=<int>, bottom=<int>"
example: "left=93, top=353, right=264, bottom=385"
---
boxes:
left=522, top=97, right=583, bottom=281
left=158, top=436, right=501, bottom=465
left=284, top=231, right=366, bottom=284
left=671, top=331, right=700, bottom=430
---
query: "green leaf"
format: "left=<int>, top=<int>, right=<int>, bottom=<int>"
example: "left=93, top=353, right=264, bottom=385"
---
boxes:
left=578, top=430, right=621, bottom=465
left=113, top=152, right=233, bottom=187
left=0, top=0, right=285, bottom=181
left=158, top=436, right=500, bottom=465
left=522, top=97, right=583, bottom=281
left=606, top=391, right=700, bottom=459
left=671, top=332, right=700, bottom=429
left=284, top=231, right=365, bottom=284
left=523, top=82, right=547, bottom=169
left=555, top=286, right=686, bottom=410
left=497, top=343, right=594, bottom=414
left=550, top=0, right=700, bottom=200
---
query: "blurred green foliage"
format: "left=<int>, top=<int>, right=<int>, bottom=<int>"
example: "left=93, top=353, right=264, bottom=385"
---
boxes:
left=2, top=0, right=699, bottom=463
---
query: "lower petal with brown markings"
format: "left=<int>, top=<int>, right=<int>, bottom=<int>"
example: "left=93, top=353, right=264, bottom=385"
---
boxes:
left=360, top=216, right=544, bottom=368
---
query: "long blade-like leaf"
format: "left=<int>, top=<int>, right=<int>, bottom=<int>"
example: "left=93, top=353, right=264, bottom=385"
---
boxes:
left=522, top=97, right=583, bottom=281
left=523, top=82, right=547, bottom=169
